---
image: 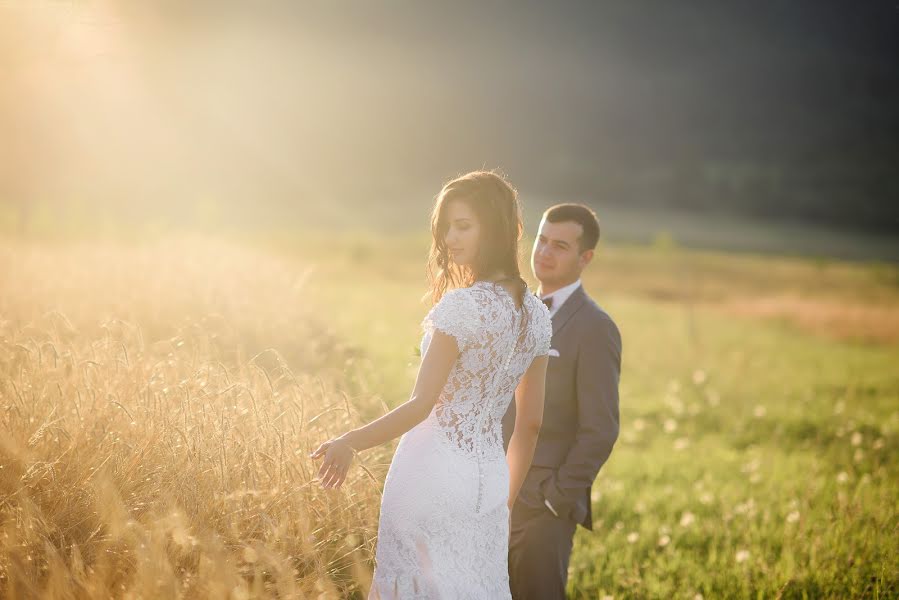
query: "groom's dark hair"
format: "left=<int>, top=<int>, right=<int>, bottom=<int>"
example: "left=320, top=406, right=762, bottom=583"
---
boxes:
left=543, top=203, right=600, bottom=251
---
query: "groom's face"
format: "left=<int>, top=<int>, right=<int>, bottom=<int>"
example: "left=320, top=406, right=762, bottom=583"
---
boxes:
left=531, top=218, right=593, bottom=287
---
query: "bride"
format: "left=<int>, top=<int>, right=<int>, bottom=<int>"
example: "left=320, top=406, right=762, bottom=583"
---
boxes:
left=311, top=170, right=552, bottom=598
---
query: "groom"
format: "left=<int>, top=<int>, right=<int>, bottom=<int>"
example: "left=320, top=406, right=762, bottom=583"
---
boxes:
left=503, top=203, right=622, bottom=599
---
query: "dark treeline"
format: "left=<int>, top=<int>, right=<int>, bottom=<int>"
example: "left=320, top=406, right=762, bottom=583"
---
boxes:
left=2, top=0, right=897, bottom=234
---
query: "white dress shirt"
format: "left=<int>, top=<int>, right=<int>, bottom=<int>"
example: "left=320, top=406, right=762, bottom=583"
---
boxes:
left=539, top=279, right=582, bottom=317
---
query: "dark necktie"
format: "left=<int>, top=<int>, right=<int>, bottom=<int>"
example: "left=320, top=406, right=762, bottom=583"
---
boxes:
left=542, top=296, right=553, bottom=310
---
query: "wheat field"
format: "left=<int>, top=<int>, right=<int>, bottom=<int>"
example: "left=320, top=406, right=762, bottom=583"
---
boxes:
left=0, top=238, right=386, bottom=598
left=0, top=234, right=897, bottom=599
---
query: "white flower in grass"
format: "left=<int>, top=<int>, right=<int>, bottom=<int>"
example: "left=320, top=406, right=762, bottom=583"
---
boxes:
left=658, top=534, right=671, bottom=547
left=692, top=369, right=707, bottom=385
left=602, top=596, right=614, bottom=600
left=699, top=492, right=714, bottom=505
left=669, top=397, right=685, bottom=415
left=626, top=532, right=639, bottom=544
left=633, top=418, right=646, bottom=431
left=753, top=405, right=767, bottom=418
left=741, top=458, right=760, bottom=473
left=873, top=438, right=885, bottom=450
left=851, top=432, right=863, bottom=446
left=674, top=437, right=690, bottom=451
left=694, top=594, right=705, bottom=600
left=664, top=418, right=678, bottom=433
left=734, top=499, right=756, bottom=516
left=735, top=549, right=750, bottom=563
left=680, top=511, right=696, bottom=527
left=786, top=511, right=800, bottom=524
left=836, top=472, right=850, bottom=484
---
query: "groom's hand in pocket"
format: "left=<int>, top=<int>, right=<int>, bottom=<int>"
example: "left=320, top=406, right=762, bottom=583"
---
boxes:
left=310, top=438, right=354, bottom=489
left=539, top=472, right=574, bottom=520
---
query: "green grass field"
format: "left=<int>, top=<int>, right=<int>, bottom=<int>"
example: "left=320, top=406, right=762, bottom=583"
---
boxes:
left=277, top=233, right=899, bottom=598
left=1, top=232, right=896, bottom=598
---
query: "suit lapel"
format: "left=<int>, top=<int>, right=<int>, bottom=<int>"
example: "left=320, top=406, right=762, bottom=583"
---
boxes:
left=551, top=285, right=587, bottom=337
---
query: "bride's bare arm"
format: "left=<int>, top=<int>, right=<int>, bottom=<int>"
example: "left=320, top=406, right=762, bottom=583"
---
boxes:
left=506, top=355, right=548, bottom=509
left=310, top=330, right=459, bottom=488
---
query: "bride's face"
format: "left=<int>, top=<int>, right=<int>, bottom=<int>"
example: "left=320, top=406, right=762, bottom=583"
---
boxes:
left=443, top=200, right=481, bottom=267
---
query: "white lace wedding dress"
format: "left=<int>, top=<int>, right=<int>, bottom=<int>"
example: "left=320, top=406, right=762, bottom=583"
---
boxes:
left=369, top=281, right=552, bottom=599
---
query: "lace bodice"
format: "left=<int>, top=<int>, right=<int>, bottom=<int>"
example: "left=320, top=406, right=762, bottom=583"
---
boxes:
left=420, top=281, right=552, bottom=460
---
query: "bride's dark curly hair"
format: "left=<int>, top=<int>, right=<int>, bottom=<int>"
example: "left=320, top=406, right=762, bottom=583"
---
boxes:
left=427, top=170, right=528, bottom=307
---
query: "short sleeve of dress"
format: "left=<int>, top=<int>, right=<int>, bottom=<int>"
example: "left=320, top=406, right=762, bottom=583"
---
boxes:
left=532, top=295, right=553, bottom=356
left=421, top=288, right=480, bottom=353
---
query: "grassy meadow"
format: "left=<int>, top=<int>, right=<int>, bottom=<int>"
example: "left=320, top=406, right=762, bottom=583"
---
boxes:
left=0, top=232, right=896, bottom=598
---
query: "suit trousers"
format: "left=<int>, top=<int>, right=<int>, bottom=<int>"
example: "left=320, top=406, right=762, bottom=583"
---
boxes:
left=508, top=499, right=578, bottom=600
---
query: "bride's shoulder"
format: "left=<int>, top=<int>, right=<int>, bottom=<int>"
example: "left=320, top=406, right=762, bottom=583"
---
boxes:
left=425, top=286, right=482, bottom=323
left=422, top=286, right=484, bottom=350
left=525, top=292, right=552, bottom=328
left=524, top=290, right=550, bottom=315
left=524, top=292, right=552, bottom=354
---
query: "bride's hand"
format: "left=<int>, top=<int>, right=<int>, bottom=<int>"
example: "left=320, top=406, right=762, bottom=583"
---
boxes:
left=309, top=437, right=355, bottom=489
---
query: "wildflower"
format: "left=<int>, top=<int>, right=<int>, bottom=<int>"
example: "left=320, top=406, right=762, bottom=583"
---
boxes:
left=658, top=534, right=671, bottom=547
left=786, top=511, right=800, bottom=524
left=680, top=512, right=695, bottom=527
left=851, top=432, right=862, bottom=446
left=753, top=405, right=766, bottom=418
left=735, top=549, right=750, bottom=563
left=741, top=458, right=760, bottom=473
left=734, top=499, right=756, bottom=516
left=666, top=395, right=685, bottom=415
left=836, top=472, right=850, bottom=484
left=664, top=419, right=678, bottom=433
left=692, top=369, right=707, bottom=385
left=627, top=532, right=639, bottom=543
